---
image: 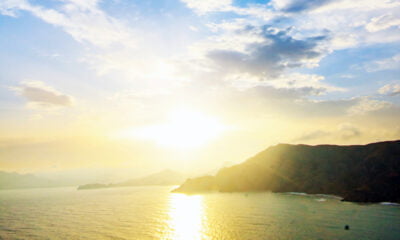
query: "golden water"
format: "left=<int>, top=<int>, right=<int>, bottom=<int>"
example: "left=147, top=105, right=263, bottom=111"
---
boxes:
left=0, top=186, right=399, bottom=239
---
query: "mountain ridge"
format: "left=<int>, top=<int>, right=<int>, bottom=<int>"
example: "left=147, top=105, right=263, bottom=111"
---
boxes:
left=0, top=171, right=57, bottom=189
left=78, top=169, right=185, bottom=190
left=173, top=140, right=400, bottom=203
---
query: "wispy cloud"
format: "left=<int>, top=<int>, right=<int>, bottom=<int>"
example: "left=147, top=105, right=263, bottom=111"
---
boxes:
left=379, top=83, right=400, bottom=96
left=294, top=130, right=330, bottom=141
left=0, top=0, right=136, bottom=48
left=338, top=122, right=362, bottom=140
left=294, top=122, right=362, bottom=142
left=364, top=54, right=400, bottom=72
left=347, top=97, right=391, bottom=115
left=365, top=14, right=400, bottom=32
left=11, top=81, right=74, bottom=109
left=180, top=0, right=232, bottom=14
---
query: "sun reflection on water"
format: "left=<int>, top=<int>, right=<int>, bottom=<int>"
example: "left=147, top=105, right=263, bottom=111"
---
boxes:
left=164, top=194, right=207, bottom=240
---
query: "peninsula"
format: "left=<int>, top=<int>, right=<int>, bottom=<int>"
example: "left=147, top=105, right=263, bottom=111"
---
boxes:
left=173, top=140, right=400, bottom=203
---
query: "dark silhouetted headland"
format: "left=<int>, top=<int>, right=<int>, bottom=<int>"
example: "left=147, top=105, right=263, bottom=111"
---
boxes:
left=78, top=169, right=185, bottom=190
left=173, top=140, right=400, bottom=203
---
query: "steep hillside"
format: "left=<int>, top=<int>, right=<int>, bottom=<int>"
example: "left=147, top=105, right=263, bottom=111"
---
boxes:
left=173, top=140, right=400, bottom=203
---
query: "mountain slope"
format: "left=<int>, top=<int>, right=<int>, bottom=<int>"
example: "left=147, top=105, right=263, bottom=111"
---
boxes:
left=78, top=169, right=185, bottom=190
left=173, top=140, right=400, bottom=203
left=0, top=171, right=55, bottom=189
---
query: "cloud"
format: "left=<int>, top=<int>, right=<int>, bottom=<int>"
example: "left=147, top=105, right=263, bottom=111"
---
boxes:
left=272, top=0, right=334, bottom=13
left=256, top=95, right=393, bottom=119
left=179, top=0, right=400, bottom=50
left=180, top=0, right=232, bottom=14
left=347, top=97, right=391, bottom=115
left=213, top=85, right=354, bottom=119
left=11, top=81, right=74, bottom=109
left=294, top=123, right=362, bottom=142
left=268, top=0, right=400, bottom=49
left=266, top=73, right=343, bottom=92
left=206, top=26, right=328, bottom=78
left=364, top=53, right=400, bottom=72
left=366, top=14, right=400, bottom=32
left=339, top=74, right=355, bottom=79
left=0, top=0, right=25, bottom=17
left=379, top=83, right=400, bottom=96
left=0, top=0, right=135, bottom=48
left=337, top=123, right=362, bottom=140
left=225, top=72, right=342, bottom=95
left=294, top=130, right=330, bottom=141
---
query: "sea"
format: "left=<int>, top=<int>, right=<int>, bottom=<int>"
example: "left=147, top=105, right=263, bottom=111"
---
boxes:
left=0, top=186, right=399, bottom=240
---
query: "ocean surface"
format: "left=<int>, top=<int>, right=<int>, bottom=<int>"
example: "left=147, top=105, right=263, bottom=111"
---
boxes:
left=0, top=186, right=399, bottom=240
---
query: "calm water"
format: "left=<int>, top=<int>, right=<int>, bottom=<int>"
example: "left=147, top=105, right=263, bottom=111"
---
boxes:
left=0, top=186, right=399, bottom=240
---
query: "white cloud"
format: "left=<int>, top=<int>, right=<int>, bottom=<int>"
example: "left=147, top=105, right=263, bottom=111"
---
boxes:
left=201, top=25, right=329, bottom=78
left=366, top=14, right=400, bottom=32
left=339, top=74, right=355, bottom=79
left=364, top=53, right=400, bottom=72
left=180, top=0, right=232, bottom=14
left=347, top=97, right=391, bottom=115
left=0, top=0, right=178, bottom=89
left=267, top=73, right=343, bottom=92
left=271, top=0, right=334, bottom=13
left=180, top=0, right=278, bottom=21
left=0, top=0, right=136, bottom=48
left=379, top=83, right=400, bottom=96
left=314, top=0, right=400, bottom=12
left=268, top=0, right=400, bottom=49
left=11, top=81, right=74, bottom=109
left=178, top=1, right=400, bottom=95
left=226, top=72, right=343, bottom=95
left=193, top=0, right=400, bottom=50
left=294, top=122, right=362, bottom=142
left=0, top=0, right=26, bottom=16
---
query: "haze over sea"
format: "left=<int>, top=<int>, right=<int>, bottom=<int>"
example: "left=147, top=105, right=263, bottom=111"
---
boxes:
left=0, top=186, right=399, bottom=240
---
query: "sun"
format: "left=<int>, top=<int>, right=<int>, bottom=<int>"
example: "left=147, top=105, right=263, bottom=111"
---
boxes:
left=131, top=109, right=227, bottom=149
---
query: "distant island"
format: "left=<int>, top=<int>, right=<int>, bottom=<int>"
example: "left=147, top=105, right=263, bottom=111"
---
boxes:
left=0, top=171, right=57, bottom=189
left=78, top=169, right=185, bottom=190
left=173, top=140, right=400, bottom=203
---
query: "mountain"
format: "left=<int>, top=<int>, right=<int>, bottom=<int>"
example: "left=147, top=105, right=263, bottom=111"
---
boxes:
left=173, top=140, right=400, bottom=203
left=121, top=169, right=185, bottom=186
left=78, top=169, right=185, bottom=190
left=0, top=171, right=56, bottom=189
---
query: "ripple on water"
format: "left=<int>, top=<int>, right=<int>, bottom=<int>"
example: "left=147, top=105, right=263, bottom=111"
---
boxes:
left=0, top=187, right=399, bottom=240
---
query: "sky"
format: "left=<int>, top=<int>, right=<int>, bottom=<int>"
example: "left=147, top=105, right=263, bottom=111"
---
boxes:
left=0, top=0, right=400, bottom=179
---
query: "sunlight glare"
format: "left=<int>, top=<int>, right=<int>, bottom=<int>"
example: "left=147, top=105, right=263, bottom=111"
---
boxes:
left=132, top=109, right=227, bottom=149
left=164, top=194, right=206, bottom=240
